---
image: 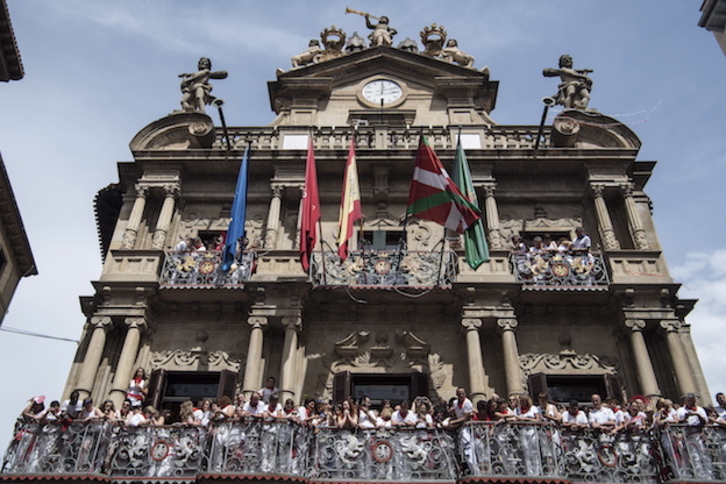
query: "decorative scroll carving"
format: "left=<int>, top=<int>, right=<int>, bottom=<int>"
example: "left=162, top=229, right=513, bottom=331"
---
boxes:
left=149, top=349, right=243, bottom=371
left=519, top=351, right=618, bottom=374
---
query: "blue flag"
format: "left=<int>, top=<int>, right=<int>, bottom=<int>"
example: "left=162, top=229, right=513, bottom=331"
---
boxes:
left=222, top=145, right=250, bottom=271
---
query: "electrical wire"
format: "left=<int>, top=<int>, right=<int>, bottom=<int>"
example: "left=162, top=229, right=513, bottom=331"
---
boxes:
left=0, top=326, right=79, bottom=343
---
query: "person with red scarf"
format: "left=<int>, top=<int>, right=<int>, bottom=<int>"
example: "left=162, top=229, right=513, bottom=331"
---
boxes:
left=126, top=368, right=147, bottom=407
left=259, top=376, right=279, bottom=405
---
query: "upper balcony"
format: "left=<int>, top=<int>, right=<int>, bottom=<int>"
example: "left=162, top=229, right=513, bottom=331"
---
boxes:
left=3, top=420, right=723, bottom=483
left=511, top=251, right=610, bottom=290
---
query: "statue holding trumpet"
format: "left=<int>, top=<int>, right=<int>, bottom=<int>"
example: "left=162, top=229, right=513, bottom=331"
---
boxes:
left=346, top=8, right=397, bottom=46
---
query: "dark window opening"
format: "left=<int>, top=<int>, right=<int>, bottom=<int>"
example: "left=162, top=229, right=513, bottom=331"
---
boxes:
left=333, top=371, right=428, bottom=409
left=359, top=230, right=401, bottom=250
left=0, top=248, right=6, bottom=276
left=528, top=372, right=620, bottom=406
left=519, top=231, right=572, bottom=248
left=148, top=369, right=237, bottom=423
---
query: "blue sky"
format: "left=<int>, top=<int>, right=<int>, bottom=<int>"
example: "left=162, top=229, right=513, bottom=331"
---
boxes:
left=0, top=1, right=725, bottom=450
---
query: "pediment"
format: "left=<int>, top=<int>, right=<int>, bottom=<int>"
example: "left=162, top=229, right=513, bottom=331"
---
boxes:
left=269, top=46, right=498, bottom=115
left=552, top=110, right=642, bottom=150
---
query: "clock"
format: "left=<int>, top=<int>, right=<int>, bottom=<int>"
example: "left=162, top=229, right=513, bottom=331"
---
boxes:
left=360, top=79, right=404, bottom=107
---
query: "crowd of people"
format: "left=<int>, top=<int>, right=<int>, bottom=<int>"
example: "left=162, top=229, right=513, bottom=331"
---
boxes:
left=16, top=369, right=726, bottom=434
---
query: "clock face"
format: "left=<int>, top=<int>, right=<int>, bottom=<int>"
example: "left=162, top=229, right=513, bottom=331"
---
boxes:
left=362, top=79, right=403, bottom=105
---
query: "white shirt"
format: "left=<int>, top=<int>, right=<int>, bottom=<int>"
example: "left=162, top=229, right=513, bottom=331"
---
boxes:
left=127, top=412, right=146, bottom=427
left=588, top=406, right=615, bottom=426
left=563, top=410, right=588, bottom=426
left=259, top=386, right=279, bottom=404
left=676, top=406, right=708, bottom=426
left=453, top=398, right=473, bottom=420
left=61, top=400, right=82, bottom=418
left=623, top=411, right=647, bottom=429
left=516, top=406, right=540, bottom=419
left=572, top=234, right=591, bottom=249
left=391, top=409, right=418, bottom=426
left=243, top=401, right=266, bottom=416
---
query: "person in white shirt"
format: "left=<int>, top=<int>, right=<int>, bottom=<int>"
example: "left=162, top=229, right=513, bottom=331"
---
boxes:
left=391, top=400, right=418, bottom=427
left=61, top=390, right=83, bottom=420
left=259, top=377, right=279, bottom=405
left=616, top=400, right=647, bottom=433
left=242, top=392, right=266, bottom=419
left=571, top=227, right=591, bottom=252
left=588, top=393, right=615, bottom=431
left=562, top=400, right=589, bottom=429
left=714, top=392, right=726, bottom=423
left=451, top=388, right=475, bottom=472
left=675, top=393, right=713, bottom=480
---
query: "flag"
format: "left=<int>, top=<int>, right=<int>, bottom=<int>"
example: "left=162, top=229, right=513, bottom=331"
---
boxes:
left=299, top=136, right=321, bottom=272
left=406, top=136, right=480, bottom=233
left=453, top=136, right=489, bottom=269
left=221, top=145, right=249, bottom=272
left=337, top=137, right=363, bottom=260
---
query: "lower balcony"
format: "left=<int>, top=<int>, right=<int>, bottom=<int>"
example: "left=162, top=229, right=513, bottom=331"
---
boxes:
left=310, top=249, right=457, bottom=288
left=3, top=421, right=726, bottom=483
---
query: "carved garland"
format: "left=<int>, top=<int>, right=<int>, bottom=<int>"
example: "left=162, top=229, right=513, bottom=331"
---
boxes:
left=519, top=351, right=619, bottom=377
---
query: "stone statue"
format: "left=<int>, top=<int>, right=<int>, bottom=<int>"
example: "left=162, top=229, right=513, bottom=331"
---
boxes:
left=179, top=57, right=228, bottom=114
left=441, top=39, right=475, bottom=68
left=365, top=14, right=397, bottom=46
left=397, top=38, right=419, bottom=54
left=543, top=55, right=593, bottom=109
left=420, top=24, right=447, bottom=58
left=345, top=32, right=367, bottom=54
left=291, top=39, right=322, bottom=68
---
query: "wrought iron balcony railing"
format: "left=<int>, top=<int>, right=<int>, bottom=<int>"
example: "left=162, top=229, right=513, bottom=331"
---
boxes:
left=5, top=420, right=726, bottom=483
left=511, top=250, right=609, bottom=287
left=159, top=250, right=254, bottom=288
left=310, top=249, right=457, bottom=288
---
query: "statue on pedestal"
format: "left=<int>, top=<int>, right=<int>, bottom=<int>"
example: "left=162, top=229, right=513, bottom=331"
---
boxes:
left=345, top=8, right=396, bottom=46
left=178, top=57, right=228, bottom=114
left=543, top=55, right=593, bottom=109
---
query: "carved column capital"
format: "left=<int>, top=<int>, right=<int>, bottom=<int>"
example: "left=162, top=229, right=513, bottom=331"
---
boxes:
left=483, top=185, right=497, bottom=197
left=124, top=317, right=148, bottom=331
left=282, top=316, right=302, bottom=332
left=620, top=182, right=635, bottom=197
left=248, top=316, right=269, bottom=330
left=461, top=318, right=482, bottom=331
left=497, top=318, right=518, bottom=332
left=589, top=183, right=606, bottom=197
left=660, top=319, right=682, bottom=333
left=624, top=319, right=646, bottom=331
left=162, top=183, right=181, bottom=198
left=90, top=316, right=113, bottom=330
left=134, top=183, right=150, bottom=199
left=271, top=184, right=284, bottom=198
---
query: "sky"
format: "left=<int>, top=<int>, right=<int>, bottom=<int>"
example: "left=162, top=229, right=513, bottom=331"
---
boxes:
left=0, top=0, right=725, bottom=456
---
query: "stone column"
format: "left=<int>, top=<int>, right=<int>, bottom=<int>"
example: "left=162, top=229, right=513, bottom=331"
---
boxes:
left=497, top=318, right=524, bottom=395
left=264, top=184, right=284, bottom=249
left=620, top=183, right=649, bottom=250
left=483, top=185, right=504, bottom=249
left=279, top=316, right=301, bottom=403
left=121, top=184, right=148, bottom=249
left=110, top=317, right=148, bottom=407
left=589, top=184, right=620, bottom=250
left=243, top=316, right=268, bottom=394
left=462, top=318, right=487, bottom=402
left=624, top=319, right=661, bottom=396
left=152, top=184, right=180, bottom=250
left=76, top=316, right=113, bottom=397
left=660, top=319, right=697, bottom=396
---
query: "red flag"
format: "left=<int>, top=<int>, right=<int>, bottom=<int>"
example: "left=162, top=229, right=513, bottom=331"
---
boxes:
left=337, top=138, right=363, bottom=260
left=299, top=136, right=321, bottom=271
left=406, top=136, right=480, bottom=233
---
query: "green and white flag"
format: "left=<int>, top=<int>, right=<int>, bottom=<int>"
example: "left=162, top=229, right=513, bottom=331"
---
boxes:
left=452, top=136, right=489, bottom=269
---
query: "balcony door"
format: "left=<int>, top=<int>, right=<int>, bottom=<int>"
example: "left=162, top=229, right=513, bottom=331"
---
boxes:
left=333, top=371, right=428, bottom=408
left=147, top=369, right=237, bottom=421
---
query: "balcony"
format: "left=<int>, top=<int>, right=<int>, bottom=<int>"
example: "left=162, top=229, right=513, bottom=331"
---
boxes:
left=511, top=251, right=609, bottom=289
left=310, top=249, right=457, bottom=288
left=4, top=420, right=726, bottom=483
left=159, top=250, right=254, bottom=288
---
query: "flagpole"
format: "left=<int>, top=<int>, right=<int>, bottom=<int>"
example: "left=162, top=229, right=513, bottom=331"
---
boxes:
left=437, top=228, right=447, bottom=286
left=312, top=128, right=327, bottom=285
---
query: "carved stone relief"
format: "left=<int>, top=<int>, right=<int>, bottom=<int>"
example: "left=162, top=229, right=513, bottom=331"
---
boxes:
left=315, top=330, right=450, bottom=398
left=519, top=350, right=619, bottom=387
left=149, top=349, right=244, bottom=372
left=499, top=217, right=582, bottom=241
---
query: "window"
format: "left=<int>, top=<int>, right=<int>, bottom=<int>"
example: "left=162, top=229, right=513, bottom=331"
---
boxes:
left=333, top=371, right=428, bottom=408
left=0, top=248, right=6, bottom=276
left=528, top=372, right=620, bottom=405
left=358, top=230, right=401, bottom=250
left=147, top=369, right=237, bottom=422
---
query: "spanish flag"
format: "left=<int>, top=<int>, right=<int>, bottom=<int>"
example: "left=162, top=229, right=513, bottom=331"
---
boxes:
left=337, top=137, right=362, bottom=261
